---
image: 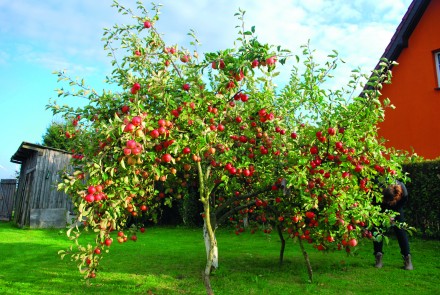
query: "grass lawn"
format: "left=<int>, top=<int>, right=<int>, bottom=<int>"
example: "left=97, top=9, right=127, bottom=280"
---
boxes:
left=0, top=221, right=439, bottom=295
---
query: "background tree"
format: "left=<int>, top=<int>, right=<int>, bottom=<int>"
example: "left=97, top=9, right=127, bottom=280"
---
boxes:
left=41, top=121, right=74, bottom=150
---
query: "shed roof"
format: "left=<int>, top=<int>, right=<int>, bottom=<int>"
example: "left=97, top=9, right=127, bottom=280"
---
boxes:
left=11, top=142, right=70, bottom=164
left=380, top=0, right=430, bottom=63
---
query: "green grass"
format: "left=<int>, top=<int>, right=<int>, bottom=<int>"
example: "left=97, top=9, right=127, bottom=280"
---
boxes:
left=0, top=221, right=439, bottom=295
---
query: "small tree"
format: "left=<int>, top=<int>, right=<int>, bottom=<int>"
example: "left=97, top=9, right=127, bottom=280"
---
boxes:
left=41, top=121, right=74, bottom=151
left=50, top=1, right=407, bottom=292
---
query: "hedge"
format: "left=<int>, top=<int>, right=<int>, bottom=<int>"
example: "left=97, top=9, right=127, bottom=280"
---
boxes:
left=403, top=159, right=440, bottom=239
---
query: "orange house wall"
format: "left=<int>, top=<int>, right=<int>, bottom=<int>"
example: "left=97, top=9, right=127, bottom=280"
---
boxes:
left=378, top=0, right=440, bottom=159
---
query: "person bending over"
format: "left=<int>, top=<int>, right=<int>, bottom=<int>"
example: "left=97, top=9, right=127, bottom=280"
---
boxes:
left=373, top=180, right=413, bottom=270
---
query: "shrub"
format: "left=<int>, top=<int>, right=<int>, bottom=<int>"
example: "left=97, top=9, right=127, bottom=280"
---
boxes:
left=403, top=159, right=440, bottom=238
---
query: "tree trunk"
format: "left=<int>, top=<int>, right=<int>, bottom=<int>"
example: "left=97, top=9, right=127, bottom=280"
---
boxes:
left=243, top=215, right=249, bottom=228
left=203, top=271, right=214, bottom=295
left=203, top=219, right=218, bottom=270
left=202, top=203, right=217, bottom=295
left=277, top=224, right=286, bottom=266
left=197, top=162, right=217, bottom=273
left=298, top=237, right=313, bottom=283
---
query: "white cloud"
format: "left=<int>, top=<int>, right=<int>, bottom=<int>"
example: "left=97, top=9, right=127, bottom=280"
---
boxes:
left=0, top=0, right=413, bottom=87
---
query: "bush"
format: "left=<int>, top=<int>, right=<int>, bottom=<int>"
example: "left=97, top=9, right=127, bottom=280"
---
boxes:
left=403, top=159, right=440, bottom=239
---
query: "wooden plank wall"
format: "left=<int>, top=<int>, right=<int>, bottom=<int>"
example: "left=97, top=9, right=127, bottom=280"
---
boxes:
left=31, top=149, right=73, bottom=211
left=0, top=179, right=17, bottom=221
left=14, top=151, right=38, bottom=227
left=14, top=148, right=73, bottom=227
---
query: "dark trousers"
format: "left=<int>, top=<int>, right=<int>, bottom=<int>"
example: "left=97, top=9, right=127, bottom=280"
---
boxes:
left=373, top=225, right=410, bottom=256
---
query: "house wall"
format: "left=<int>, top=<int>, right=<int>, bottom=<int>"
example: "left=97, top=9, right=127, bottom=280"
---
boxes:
left=378, top=0, right=440, bottom=159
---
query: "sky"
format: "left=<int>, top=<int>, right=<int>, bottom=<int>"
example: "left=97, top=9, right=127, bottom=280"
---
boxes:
left=0, top=0, right=412, bottom=179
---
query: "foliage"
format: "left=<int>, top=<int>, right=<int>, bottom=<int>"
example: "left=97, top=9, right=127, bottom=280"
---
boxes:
left=403, top=159, right=440, bottom=239
left=41, top=121, right=75, bottom=151
left=46, top=0, right=409, bottom=289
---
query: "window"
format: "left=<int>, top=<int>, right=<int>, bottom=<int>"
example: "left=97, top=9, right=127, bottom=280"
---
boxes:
left=435, top=51, right=440, bottom=89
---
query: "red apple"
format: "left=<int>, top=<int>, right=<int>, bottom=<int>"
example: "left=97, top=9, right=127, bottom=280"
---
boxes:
left=219, top=59, right=225, bottom=69
left=158, top=119, right=166, bottom=127
left=95, top=184, right=103, bottom=193
left=180, top=55, right=190, bottom=63
left=85, top=194, right=95, bottom=203
left=328, top=127, right=336, bottom=136
left=266, top=56, right=276, bottom=66
left=348, top=238, right=358, bottom=247
left=305, top=211, right=315, bottom=219
left=121, top=105, right=129, bottom=113
left=310, top=146, right=318, bottom=155
left=143, top=21, right=151, bottom=28
left=87, top=186, right=96, bottom=194
left=104, top=238, right=112, bottom=246
left=124, top=123, right=135, bottom=133
left=217, top=124, right=225, bottom=131
left=131, top=82, right=141, bottom=94
left=161, top=154, right=172, bottom=163
left=132, top=116, right=142, bottom=126
left=150, top=129, right=160, bottom=138
left=126, top=140, right=137, bottom=149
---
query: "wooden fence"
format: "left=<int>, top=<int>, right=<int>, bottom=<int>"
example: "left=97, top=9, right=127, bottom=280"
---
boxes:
left=0, top=179, right=17, bottom=221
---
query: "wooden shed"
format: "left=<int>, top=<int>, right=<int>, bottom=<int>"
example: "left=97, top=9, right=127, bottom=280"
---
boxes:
left=11, top=142, right=74, bottom=228
left=0, top=179, right=17, bottom=221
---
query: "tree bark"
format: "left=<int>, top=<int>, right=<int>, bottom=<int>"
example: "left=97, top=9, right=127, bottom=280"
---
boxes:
left=197, top=162, right=217, bottom=277
left=203, top=218, right=218, bottom=270
left=203, top=271, right=214, bottom=295
left=276, top=224, right=286, bottom=266
left=298, top=237, right=313, bottom=283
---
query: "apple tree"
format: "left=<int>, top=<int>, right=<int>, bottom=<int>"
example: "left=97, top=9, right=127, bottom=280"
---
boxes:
left=222, top=45, right=410, bottom=281
left=50, top=0, right=293, bottom=283
left=49, top=0, right=407, bottom=291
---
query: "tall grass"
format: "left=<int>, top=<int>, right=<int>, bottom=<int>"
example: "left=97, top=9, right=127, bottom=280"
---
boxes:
left=0, top=221, right=438, bottom=294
